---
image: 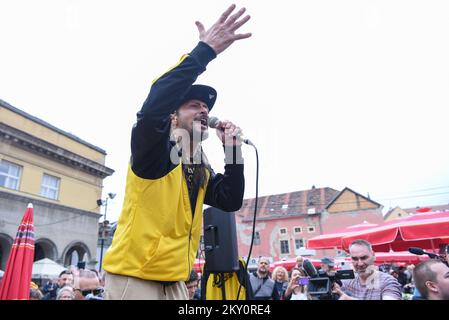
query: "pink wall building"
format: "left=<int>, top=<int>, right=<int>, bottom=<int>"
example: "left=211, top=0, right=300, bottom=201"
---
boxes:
left=236, top=186, right=385, bottom=263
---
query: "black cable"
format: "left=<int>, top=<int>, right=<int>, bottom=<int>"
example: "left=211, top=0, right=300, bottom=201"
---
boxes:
left=236, top=143, right=259, bottom=300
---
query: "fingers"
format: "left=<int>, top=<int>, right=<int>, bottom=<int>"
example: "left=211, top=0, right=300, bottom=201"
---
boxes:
left=332, top=284, right=343, bottom=295
left=215, top=120, right=242, bottom=143
left=231, top=127, right=241, bottom=136
left=217, top=120, right=231, bottom=130
left=195, top=21, right=205, bottom=36
left=220, top=121, right=241, bottom=137
left=219, top=5, right=250, bottom=32
left=225, top=126, right=239, bottom=137
left=230, top=14, right=251, bottom=32
left=233, top=33, right=252, bottom=41
left=218, top=4, right=237, bottom=24
left=201, top=5, right=251, bottom=55
left=224, top=7, right=246, bottom=27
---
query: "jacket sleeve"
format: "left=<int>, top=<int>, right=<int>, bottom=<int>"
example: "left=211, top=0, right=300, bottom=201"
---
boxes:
left=204, top=146, right=245, bottom=212
left=131, top=42, right=217, bottom=178
left=272, top=285, right=281, bottom=300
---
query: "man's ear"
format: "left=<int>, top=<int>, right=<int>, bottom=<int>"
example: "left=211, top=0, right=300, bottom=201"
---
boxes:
left=426, top=280, right=438, bottom=294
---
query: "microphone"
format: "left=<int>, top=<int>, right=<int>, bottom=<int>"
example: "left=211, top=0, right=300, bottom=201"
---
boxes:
left=408, top=247, right=439, bottom=259
left=208, top=116, right=254, bottom=146
left=302, top=259, right=318, bottom=278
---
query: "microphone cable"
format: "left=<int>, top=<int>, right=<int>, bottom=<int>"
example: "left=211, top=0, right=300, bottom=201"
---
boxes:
left=236, top=142, right=259, bottom=300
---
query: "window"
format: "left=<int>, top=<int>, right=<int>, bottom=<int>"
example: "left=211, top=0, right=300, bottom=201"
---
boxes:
left=307, top=207, right=316, bottom=214
left=307, top=226, right=316, bottom=233
left=282, top=204, right=288, bottom=209
left=293, top=226, right=302, bottom=234
left=279, top=228, right=287, bottom=235
left=295, top=239, right=305, bottom=249
left=0, top=160, right=22, bottom=190
left=254, top=232, right=261, bottom=245
left=280, top=240, right=290, bottom=254
left=40, top=174, right=60, bottom=200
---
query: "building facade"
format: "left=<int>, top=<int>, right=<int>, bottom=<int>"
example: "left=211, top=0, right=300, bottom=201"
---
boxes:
left=236, top=186, right=385, bottom=262
left=384, top=204, right=449, bottom=221
left=0, top=99, right=114, bottom=270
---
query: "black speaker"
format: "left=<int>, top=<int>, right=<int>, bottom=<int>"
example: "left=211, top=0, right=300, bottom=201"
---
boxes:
left=203, top=207, right=239, bottom=273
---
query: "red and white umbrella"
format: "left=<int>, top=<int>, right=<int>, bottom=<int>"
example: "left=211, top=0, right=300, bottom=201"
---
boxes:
left=0, top=204, right=35, bottom=300
left=193, top=258, right=205, bottom=273
left=341, top=211, right=449, bottom=252
left=270, top=258, right=322, bottom=272
left=306, top=221, right=379, bottom=249
left=374, top=251, right=429, bottom=264
left=343, top=251, right=429, bottom=265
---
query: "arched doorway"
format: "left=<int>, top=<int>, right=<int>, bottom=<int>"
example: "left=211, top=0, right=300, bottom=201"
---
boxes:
left=0, top=233, right=13, bottom=270
left=62, top=242, right=91, bottom=267
left=34, top=238, right=58, bottom=261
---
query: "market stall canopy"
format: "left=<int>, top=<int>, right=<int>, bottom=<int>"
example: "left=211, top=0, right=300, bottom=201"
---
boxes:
left=32, top=258, right=66, bottom=279
left=341, top=211, right=449, bottom=252
left=307, top=221, right=379, bottom=249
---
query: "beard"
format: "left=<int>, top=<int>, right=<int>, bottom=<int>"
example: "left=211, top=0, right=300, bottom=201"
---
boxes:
left=192, top=122, right=209, bottom=142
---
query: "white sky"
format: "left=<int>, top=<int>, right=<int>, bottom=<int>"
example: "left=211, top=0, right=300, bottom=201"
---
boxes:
left=1, top=0, right=449, bottom=223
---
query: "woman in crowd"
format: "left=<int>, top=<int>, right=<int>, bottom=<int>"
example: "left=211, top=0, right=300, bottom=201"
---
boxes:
left=56, top=286, right=75, bottom=300
left=271, top=266, right=289, bottom=300
left=284, top=268, right=312, bottom=300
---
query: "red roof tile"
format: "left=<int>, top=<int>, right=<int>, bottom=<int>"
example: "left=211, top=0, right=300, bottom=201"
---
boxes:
left=238, top=187, right=340, bottom=222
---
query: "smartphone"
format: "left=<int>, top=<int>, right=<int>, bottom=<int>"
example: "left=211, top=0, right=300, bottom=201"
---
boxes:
left=297, top=277, right=309, bottom=286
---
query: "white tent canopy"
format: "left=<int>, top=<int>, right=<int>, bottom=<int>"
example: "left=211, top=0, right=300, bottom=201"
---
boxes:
left=32, top=258, right=66, bottom=279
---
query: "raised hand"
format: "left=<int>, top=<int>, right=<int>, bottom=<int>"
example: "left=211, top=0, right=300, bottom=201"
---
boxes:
left=195, top=4, right=252, bottom=55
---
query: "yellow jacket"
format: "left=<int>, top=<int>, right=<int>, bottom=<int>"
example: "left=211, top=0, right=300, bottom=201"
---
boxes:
left=103, top=164, right=208, bottom=281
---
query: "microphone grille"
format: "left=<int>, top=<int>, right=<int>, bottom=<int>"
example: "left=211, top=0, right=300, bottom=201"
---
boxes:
left=208, top=116, right=220, bottom=128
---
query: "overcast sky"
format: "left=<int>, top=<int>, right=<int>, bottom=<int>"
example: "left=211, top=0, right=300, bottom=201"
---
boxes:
left=1, top=0, right=449, bottom=223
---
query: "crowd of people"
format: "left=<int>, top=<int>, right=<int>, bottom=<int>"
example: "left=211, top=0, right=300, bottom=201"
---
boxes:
left=247, top=240, right=449, bottom=300
left=12, top=239, right=447, bottom=300
left=27, top=267, right=203, bottom=301
left=28, top=267, right=105, bottom=300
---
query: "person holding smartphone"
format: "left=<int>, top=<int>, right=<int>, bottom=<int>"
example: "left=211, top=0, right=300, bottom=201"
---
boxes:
left=284, top=268, right=312, bottom=300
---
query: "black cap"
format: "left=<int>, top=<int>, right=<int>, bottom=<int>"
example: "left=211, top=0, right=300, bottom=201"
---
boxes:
left=179, top=84, right=217, bottom=111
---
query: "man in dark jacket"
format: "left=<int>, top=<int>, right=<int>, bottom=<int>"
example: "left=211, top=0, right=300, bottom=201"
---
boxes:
left=249, top=257, right=280, bottom=300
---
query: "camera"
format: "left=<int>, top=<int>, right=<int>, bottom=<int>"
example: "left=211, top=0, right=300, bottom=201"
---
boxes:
left=302, top=259, right=355, bottom=300
left=307, top=269, right=355, bottom=300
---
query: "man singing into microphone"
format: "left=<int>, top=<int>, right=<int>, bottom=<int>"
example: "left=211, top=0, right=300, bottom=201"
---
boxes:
left=102, top=4, right=251, bottom=300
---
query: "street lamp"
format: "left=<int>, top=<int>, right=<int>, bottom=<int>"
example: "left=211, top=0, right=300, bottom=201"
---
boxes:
left=97, top=192, right=116, bottom=272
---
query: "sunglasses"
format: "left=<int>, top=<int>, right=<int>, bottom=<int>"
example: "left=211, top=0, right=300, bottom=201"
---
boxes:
left=78, top=288, right=103, bottom=297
